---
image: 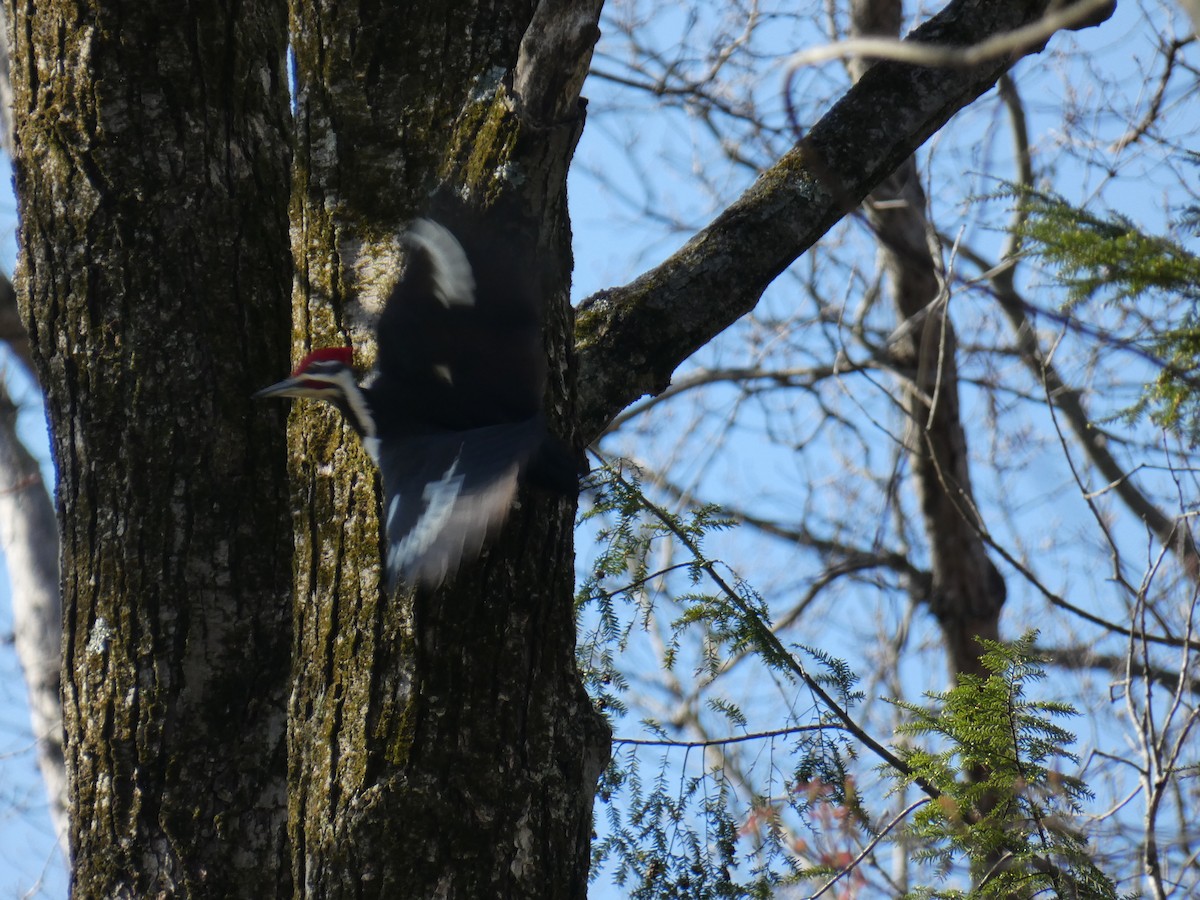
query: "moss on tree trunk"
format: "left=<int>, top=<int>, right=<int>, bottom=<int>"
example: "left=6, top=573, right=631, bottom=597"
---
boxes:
left=5, top=1, right=295, bottom=895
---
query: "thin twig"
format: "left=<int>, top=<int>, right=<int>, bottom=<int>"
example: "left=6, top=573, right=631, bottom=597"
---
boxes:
left=597, top=455, right=943, bottom=800
left=784, top=0, right=1115, bottom=72
left=613, top=722, right=840, bottom=750
left=806, top=798, right=930, bottom=900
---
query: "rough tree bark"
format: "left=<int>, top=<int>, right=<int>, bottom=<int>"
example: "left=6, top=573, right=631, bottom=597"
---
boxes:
left=285, top=1, right=610, bottom=896
left=0, top=6, right=67, bottom=846
left=4, top=1, right=295, bottom=896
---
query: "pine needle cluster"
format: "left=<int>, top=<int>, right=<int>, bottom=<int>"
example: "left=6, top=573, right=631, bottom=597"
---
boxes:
left=1010, top=185, right=1200, bottom=439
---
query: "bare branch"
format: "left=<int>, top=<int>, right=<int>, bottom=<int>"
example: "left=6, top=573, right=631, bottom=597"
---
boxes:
left=599, top=461, right=943, bottom=800
left=613, top=723, right=839, bottom=749
left=1042, top=643, right=1200, bottom=696
left=576, top=1, right=1090, bottom=442
left=807, top=798, right=931, bottom=900
left=1111, top=36, right=1194, bottom=153
left=786, top=0, right=1115, bottom=72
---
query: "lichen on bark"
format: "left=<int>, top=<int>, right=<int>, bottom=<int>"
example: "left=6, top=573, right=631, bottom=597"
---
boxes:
left=5, top=0, right=296, bottom=896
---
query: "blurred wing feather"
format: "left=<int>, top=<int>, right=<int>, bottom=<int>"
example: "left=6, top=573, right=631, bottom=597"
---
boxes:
left=379, top=418, right=546, bottom=588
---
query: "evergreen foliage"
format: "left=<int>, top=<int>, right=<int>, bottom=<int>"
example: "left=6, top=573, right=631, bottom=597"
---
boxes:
left=1009, top=186, right=1200, bottom=438
left=889, top=633, right=1120, bottom=899
left=579, top=466, right=1120, bottom=898
left=579, top=460, right=862, bottom=897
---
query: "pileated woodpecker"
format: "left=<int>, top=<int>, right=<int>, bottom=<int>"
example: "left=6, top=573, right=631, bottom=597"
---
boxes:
left=256, top=217, right=578, bottom=588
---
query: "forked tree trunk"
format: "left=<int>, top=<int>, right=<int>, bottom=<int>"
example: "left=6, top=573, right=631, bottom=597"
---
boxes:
left=4, top=2, right=295, bottom=895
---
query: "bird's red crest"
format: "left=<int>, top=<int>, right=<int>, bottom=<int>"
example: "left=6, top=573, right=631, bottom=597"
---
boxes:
left=293, top=346, right=353, bottom=375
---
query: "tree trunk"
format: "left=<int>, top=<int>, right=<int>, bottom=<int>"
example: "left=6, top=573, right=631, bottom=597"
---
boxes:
left=0, top=370, right=66, bottom=843
left=867, top=157, right=1007, bottom=676
left=850, top=0, right=1007, bottom=680
left=0, top=9, right=68, bottom=848
left=285, top=2, right=610, bottom=896
left=851, top=0, right=1010, bottom=889
left=0, top=268, right=67, bottom=844
left=4, top=1, right=295, bottom=895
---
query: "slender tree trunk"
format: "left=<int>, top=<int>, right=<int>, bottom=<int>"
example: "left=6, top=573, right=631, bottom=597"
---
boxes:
left=0, top=8, right=68, bottom=848
left=0, top=267, right=66, bottom=845
left=4, top=1, right=295, bottom=895
left=0, top=370, right=65, bottom=843
left=871, top=158, right=1007, bottom=675
left=286, top=2, right=610, bottom=895
left=849, top=0, right=1006, bottom=679
left=851, top=0, right=1010, bottom=890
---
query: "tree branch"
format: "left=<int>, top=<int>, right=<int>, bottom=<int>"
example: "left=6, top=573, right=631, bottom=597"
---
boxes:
left=514, top=0, right=603, bottom=125
left=575, top=0, right=1110, bottom=442
left=785, top=0, right=1116, bottom=71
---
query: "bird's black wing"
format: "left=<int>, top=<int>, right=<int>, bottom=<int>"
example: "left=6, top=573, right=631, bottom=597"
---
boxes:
left=376, top=215, right=547, bottom=430
left=378, top=417, right=547, bottom=588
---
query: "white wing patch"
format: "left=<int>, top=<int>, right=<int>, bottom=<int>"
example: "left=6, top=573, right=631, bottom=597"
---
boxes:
left=408, top=219, right=476, bottom=308
left=379, top=420, right=543, bottom=587
left=390, top=455, right=466, bottom=571
left=362, top=435, right=381, bottom=464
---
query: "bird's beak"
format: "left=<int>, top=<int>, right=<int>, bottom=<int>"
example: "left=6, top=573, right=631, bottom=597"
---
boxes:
left=253, top=376, right=308, bottom=400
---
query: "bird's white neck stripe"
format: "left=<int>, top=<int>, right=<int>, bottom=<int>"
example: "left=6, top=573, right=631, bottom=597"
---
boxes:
left=332, top=369, right=375, bottom=439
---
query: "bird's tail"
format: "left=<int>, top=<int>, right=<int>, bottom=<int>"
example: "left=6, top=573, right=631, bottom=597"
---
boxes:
left=378, top=416, right=577, bottom=589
